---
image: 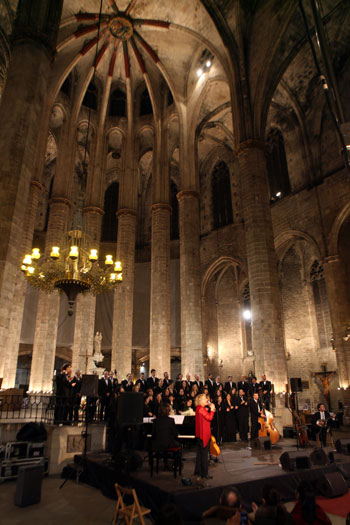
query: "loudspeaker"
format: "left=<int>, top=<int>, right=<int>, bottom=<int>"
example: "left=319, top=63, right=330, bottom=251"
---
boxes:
left=253, top=437, right=271, bottom=450
left=290, top=378, right=302, bottom=392
left=310, top=448, right=329, bottom=466
left=15, top=465, right=44, bottom=507
left=335, top=438, right=350, bottom=455
left=117, top=392, right=144, bottom=426
left=317, top=472, right=348, bottom=498
left=81, top=374, right=99, bottom=397
left=280, top=451, right=311, bottom=471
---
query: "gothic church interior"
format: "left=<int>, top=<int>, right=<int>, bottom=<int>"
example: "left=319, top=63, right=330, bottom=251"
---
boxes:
left=0, top=0, right=350, bottom=412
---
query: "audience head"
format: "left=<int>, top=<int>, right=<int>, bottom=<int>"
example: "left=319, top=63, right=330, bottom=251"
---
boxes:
left=241, top=375, right=246, bottom=381
left=215, top=376, right=221, bottom=383
left=220, top=486, right=241, bottom=509
left=217, top=395, right=222, bottom=404
left=186, top=374, right=191, bottom=381
left=133, top=383, right=140, bottom=392
left=208, top=373, right=213, bottom=379
left=262, top=484, right=281, bottom=506
left=103, top=370, right=109, bottom=379
left=231, top=387, right=236, bottom=395
left=296, top=481, right=316, bottom=523
left=155, top=392, right=162, bottom=403
left=178, top=388, right=185, bottom=396
left=252, top=376, right=257, bottom=383
left=75, top=369, right=81, bottom=378
left=158, top=403, right=171, bottom=417
left=194, top=374, right=200, bottom=381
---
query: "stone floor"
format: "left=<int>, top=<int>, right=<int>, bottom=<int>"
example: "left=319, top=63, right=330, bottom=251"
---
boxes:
left=0, top=476, right=119, bottom=525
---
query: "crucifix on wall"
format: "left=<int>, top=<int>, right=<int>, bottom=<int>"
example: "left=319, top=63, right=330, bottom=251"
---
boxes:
left=312, top=363, right=336, bottom=410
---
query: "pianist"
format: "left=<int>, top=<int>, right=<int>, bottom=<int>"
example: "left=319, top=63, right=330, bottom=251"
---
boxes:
left=152, top=403, right=180, bottom=450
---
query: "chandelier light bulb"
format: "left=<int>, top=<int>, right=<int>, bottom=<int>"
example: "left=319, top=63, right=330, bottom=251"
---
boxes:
left=27, top=266, right=35, bottom=275
left=116, top=272, right=123, bottom=281
left=105, top=254, right=113, bottom=265
left=69, top=246, right=79, bottom=260
left=110, top=273, right=116, bottom=282
left=31, top=248, right=41, bottom=260
left=21, top=265, right=27, bottom=273
left=50, top=246, right=60, bottom=259
left=23, top=254, right=32, bottom=265
left=114, top=261, right=122, bottom=272
left=89, top=249, right=98, bottom=262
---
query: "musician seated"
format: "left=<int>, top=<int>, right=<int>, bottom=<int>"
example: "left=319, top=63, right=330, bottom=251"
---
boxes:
left=311, top=403, right=334, bottom=447
left=152, top=403, right=180, bottom=450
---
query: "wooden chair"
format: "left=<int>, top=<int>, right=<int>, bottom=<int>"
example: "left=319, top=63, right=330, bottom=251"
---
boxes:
left=113, top=483, right=151, bottom=525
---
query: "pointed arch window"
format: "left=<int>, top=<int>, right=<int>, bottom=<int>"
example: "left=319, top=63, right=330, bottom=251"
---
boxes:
left=266, top=128, right=291, bottom=199
left=170, top=181, right=179, bottom=240
left=212, top=161, right=233, bottom=229
left=101, top=182, right=119, bottom=242
left=310, top=260, right=332, bottom=347
left=140, top=89, right=153, bottom=116
left=60, top=74, right=72, bottom=97
left=82, top=81, right=98, bottom=110
left=109, top=89, right=126, bottom=117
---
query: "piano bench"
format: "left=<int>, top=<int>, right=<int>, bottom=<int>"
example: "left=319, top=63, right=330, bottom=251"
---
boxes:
left=148, top=447, right=182, bottom=479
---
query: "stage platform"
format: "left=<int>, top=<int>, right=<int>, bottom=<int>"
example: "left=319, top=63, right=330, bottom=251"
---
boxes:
left=75, top=439, right=350, bottom=523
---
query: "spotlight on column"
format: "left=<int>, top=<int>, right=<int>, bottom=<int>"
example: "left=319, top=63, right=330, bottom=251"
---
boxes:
left=243, top=309, right=251, bottom=320
left=275, top=191, right=282, bottom=198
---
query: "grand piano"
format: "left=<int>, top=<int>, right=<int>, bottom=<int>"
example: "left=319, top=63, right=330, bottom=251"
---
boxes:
left=143, top=415, right=196, bottom=444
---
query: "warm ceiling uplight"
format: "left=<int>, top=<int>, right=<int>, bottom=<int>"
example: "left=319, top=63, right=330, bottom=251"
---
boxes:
left=197, top=68, right=203, bottom=77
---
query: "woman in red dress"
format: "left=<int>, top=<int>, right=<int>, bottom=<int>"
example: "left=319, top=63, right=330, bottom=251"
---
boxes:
left=194, top=393, right=216, bottom=479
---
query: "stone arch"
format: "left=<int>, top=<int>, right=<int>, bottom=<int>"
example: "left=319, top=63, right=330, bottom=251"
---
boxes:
left=328, top=201, right=350, bottom=256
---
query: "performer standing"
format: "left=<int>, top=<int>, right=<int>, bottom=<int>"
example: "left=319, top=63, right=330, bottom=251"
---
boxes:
left=250, top=392, right=263, bottom=440
left=194, top=393, right=216, bottom=479
left=311, top=403, right=334, bottom=447
left=260, top=374, right=271, bottom=410
left=237, top=388, right=249, bottom=442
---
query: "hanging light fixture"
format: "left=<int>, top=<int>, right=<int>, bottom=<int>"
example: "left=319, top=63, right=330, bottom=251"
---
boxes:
left=20, top=0, right=122, bottom=315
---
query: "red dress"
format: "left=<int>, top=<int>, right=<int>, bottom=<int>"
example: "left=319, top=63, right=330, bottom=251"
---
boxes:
left=195, top=405, right=215, bottom=447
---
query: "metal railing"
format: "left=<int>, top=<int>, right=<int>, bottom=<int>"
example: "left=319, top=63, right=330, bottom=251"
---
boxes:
left=0, top=394, right=109, bottom=425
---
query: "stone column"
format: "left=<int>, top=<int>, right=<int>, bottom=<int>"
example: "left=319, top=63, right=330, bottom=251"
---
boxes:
left=0, top=181, right=43, bottom=388
left=111, top=209, right=137, bottom=378
left=236, top=141, right=287, bottom=391
left=149, top=203, right=171, bottom=374
left=177, top=190, right=204, bottom=378
left=29, top=198, right=71, bottom=392
left=71, top=207, right=103, bottom=372
left=323, top=255, right=350, bottom=387
left=0, top=0, right=63, bottom=376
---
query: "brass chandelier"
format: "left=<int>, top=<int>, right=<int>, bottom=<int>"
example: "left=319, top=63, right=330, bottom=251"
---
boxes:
left=21, top=207, right=122, bottom=315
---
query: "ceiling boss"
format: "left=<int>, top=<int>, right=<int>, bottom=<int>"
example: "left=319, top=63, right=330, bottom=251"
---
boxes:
left=109, top=16, right=133, bottom=40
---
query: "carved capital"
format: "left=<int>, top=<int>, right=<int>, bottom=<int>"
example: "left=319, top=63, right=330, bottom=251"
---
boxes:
left=116, top=208, right=137, bottom=218
left=235, top=139, right=265, bottom=157
left=323, top=255, right=341, bottom=265
left=176, top=190, right=199, bottom=202
left=83, top=206, right=105, bottom=216
left=30, top=179, right=44, bottom=193
left=49, top=197, right=71, bottom=209
left=151, top=203, right=172, bottom=213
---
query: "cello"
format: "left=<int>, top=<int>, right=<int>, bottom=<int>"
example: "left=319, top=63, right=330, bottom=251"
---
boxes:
left=258, top=406, right=280, bottom=445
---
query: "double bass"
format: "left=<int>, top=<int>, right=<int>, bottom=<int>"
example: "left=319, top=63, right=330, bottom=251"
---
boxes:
left=258, top=407, right=280, bottom=445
